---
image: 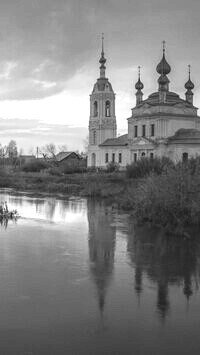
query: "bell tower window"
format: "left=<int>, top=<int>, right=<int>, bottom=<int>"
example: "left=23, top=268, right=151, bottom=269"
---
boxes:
left=94, top=101, right=98, bottom=117
left=105, top=101, right=111, bottom=117
left=93, top=130, right=96, bottom=145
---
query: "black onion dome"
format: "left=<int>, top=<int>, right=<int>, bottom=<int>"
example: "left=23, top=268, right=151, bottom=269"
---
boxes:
left=99, top=52, right=106, bottom=68
left=156, top=54, right=171, bottom=75
left=135, top=78, right=144, bottom=90
left=185, top=78, right=194, bottom=90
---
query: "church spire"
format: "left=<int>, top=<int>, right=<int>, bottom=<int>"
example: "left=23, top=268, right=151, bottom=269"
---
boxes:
left=185, top=64, right=194, bottom=104
left=157, top=41, right=171, bottom=102
left=99, top=33, right=106, bottom=78
left=135, top=66, right=144, bottom=105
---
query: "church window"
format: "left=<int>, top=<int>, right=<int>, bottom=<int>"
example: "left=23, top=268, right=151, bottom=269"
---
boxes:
left=105, top=153, right=109, bottom=163
left=93, top=130, right=96, bottom=144
left=182, top=152, right=188, bottom=162
left=112, top=153, right=115, bottom=162
left=142, top=125, right=146, bottom=137
left=134, top=153, right=137, bottom=162
left=134, top=125, right=138, bottom=137
left=94, top=101, right=98, bottom=117
left=105, top=101, right=111, bottom=117
left=151, top=124, right=155, bottom=137
left=119, top=153, right=122, bottom=163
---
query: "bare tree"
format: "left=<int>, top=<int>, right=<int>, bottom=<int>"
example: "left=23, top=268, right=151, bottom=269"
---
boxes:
left=7, top=140, right=18, bottom=159
left=58, top=144, right=68, bottom=152
left=39, top=143, right=57, bottom=161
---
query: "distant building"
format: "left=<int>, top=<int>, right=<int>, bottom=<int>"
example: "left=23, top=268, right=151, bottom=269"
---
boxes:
left=55, top=151, right=85, bottom=169
left=88, top=39, right=200, bottom=168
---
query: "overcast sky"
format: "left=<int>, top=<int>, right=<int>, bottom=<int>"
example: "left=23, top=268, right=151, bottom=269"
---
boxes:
left=0, top=0, right=200, bottom=153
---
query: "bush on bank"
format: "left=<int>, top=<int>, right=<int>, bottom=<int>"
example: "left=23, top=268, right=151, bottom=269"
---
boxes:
left=131, top=163, right=200, bottom=235
left=126, top=156, right=174, bottom=179
left=22, top=160, right=49, bottom=172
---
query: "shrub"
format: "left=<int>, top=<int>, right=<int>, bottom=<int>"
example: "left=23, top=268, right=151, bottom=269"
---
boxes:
left=22, top=160, right=49, bottom=172
left=132, top=165, right=200, bottom=235
left=126, top=157, right=174, bottom=179
left=48, top=167, right=62, bottom=176
left=61, top=165, right=87, bottom=174
left=106, top=162, right=120, bottom=173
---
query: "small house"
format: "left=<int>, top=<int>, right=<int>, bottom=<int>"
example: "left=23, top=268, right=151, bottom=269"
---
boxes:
left=55, top=151, right=86, bottom=171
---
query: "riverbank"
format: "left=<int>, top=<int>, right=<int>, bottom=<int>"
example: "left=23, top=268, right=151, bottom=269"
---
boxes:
left=0, top=169, right=129, bottom=197
left=1, top=156, right=200, bottom=236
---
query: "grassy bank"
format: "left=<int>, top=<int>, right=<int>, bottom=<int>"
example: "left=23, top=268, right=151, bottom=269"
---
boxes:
left=0, top=167, right=128, bottom=197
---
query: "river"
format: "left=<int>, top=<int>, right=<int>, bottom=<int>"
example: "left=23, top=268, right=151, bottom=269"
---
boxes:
left=0, top=189, right=200, bottom=354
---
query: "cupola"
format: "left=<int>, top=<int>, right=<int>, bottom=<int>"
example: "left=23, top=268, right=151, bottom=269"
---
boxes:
left=185, top=65, right=194, bottom=104
left=135, top=66, right=144, bottom=105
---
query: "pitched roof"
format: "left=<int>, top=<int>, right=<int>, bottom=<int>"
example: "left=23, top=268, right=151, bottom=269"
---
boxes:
left=56, top=151, right=81, bottom=162
left=99, top=134, right=128, bottom=147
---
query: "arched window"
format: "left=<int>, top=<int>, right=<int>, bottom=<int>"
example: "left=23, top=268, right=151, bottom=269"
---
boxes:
left=105, top=101, right=111, bottom=117
left=141, top=152, right=145, bottom=157
left=93, top=130, right=96, bottom=145
left=94, top=101, right=98, bottom=117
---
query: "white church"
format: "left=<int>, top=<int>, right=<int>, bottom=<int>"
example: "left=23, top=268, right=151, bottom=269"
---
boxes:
left=87, top=39, right=200, bottom=168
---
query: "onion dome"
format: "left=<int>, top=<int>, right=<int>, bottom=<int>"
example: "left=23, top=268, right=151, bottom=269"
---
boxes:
left=135, top=66, right=144, bottom=105
left=135, top=79, right=144, bottom=90
left=156, top=41, right=171, bottom=75
left=185, top=65, right=194, bottom=90
left=135, top=66, right=144, bottom=90
left=99, top=51, right=106, bottom=68
left=99, top=33, right=106, bottom=77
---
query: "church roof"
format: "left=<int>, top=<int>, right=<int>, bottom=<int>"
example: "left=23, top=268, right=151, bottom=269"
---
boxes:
left=99, top=134, right=128, bottom=146
left=168, top=129, right=200, bottom=144
left=92, top=77, right=114, bottom=93
left=140, top=91, right=193, bottom=107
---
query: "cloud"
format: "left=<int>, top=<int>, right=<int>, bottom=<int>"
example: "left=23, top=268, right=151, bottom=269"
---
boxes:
left=0, top=117, right=88, bottom=152
left=0, top=0, right=199, bottom=100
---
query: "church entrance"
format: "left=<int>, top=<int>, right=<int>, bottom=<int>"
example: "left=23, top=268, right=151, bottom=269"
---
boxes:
left=91, top=153, right=96, bottom=167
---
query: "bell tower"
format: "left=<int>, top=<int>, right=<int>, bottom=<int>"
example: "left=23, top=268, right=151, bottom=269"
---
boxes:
left=88, top=34, right=117, bottom=167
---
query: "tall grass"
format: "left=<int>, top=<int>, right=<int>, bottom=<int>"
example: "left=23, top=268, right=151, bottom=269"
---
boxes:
left=131, top=161, right=200, bottom=235
left=126, top=157, right=174, bottom=179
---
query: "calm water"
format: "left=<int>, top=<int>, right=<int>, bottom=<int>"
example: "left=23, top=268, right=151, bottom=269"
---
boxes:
left=0, top=189, right=200, bottom=354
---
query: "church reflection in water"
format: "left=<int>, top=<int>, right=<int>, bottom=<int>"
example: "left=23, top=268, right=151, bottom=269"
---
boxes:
left=87, top=200, right=116, bottom=315
left=87, top=200, right=200, bottom=321
left=127, top=223, right=200, bottom=320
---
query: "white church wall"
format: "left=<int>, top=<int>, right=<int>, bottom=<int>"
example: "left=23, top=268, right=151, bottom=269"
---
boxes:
left=167, top=118, right=197, bottom=137
left=98, top=147, right=130, bottom=168
left=166, top=144, right=200, bottom=162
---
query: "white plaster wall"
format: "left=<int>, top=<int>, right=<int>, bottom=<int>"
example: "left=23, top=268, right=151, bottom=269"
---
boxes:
left=98, top=147, right=130, bottom=168
left=166, top=144, right=200, bottom=162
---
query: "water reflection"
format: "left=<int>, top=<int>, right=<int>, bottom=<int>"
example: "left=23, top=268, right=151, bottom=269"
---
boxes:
left=87, top=200, right=116, bottom=315
left=1, top=189, right=200, bottom=353
left=0, top=190, right=86, bottom=223
left=127, top=223, right=200, bottom=320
